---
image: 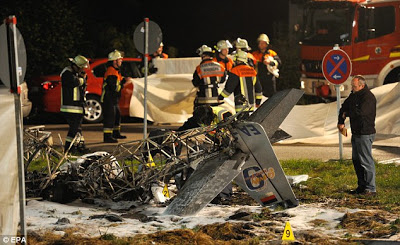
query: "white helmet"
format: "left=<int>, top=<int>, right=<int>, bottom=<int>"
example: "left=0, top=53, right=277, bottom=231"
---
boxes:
left=235, top=38, right=251, bottom=51
left=69, top=55, right=89, bottom=69
left=235, top=50, right=248, bottom=63
left=215, top=40, right=233, bottom=52
left=160, top=42, right=164, bottom=47
left=108, top=50, right=123, bottom=61
left=257, top=33, right=270, bottom=44
left=197, top=45, right=213, bottom=56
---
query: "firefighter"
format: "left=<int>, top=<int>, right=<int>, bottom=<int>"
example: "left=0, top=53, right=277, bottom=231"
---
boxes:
left=178, top=105, right=232, bottom=131
left=150, top=42, right=169, bottom=59
left=219, top=50, right=263, bottom=113
left=234, top=38, right=257, bottom=67
left=176, top=105, right=233, bottom=202
left=101, top=50, right=128, bottom=143
left=60, top=55, right=90, bottom=153
left=192, top=45, right=226, bottom=109
left=213, top=40, right=234, bottom=72
left=252, top=33, right=282, bottom=97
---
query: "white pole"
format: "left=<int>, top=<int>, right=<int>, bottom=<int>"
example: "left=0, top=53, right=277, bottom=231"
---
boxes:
left=336, top=84, right=343, bottom=160
left=143, top=18, right=149, bottom=138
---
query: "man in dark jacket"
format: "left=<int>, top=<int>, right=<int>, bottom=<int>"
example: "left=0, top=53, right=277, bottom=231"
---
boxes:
left=337, top=75, right=377, bottom=195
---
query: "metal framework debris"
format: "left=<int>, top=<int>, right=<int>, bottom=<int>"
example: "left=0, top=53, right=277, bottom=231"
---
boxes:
left=24, top=89, right=304, bottom=214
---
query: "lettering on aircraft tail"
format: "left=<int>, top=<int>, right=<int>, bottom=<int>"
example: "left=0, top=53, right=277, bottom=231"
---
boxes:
left=242, top=166, right=275, bottom=191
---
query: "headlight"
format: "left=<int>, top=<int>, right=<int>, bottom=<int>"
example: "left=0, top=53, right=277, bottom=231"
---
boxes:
left=301, top=81, right=305, bottom=89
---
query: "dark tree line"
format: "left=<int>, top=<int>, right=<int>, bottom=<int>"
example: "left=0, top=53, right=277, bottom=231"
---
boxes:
left=0, top=0, right=139, bottom=80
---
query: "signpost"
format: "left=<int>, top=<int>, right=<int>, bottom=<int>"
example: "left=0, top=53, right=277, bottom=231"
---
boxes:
left=322, top=44, right=352, bottom=160
left=133, top=19, right=162, bottom=138
left=0, top=16, right=27, bottom=240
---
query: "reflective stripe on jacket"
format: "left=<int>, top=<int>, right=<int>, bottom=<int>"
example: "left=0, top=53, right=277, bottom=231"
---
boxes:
left=192, top=58, right=226, bottom=105
left=220, top=63, right=262, bottom=112
left=101, top=66, right=123, bottom=104
left=60, top=66, right=85, bottom=114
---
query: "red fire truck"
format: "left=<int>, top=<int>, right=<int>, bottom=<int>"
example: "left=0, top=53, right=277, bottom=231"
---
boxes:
left=299, top=0, right=400, bottom=97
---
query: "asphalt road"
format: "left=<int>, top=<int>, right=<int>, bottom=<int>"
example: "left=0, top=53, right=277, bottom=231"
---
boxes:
left=28, top=123, right=400, bottom=162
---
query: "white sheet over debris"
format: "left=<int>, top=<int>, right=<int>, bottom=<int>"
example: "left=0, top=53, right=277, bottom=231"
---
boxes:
left=279, top=82, right=400, bottom=145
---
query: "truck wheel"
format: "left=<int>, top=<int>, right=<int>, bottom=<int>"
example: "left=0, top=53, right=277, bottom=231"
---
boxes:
left=84, top=94, right=103, bottom=123
left=384, top=67, right=400, bottom=85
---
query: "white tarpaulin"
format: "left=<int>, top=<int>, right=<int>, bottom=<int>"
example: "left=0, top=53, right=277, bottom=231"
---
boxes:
left=0, top=88, right=19, bottom=236
left=152, top=57, right=200, bottom=74
left=129, top=58, right=235, bottom=123
left=279, top=82, right=400, bottom=144
left=129, top=74, right=197, bottom=123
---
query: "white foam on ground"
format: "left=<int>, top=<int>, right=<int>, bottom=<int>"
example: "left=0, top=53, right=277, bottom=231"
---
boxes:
left=26, top=200, right=362, bottom=238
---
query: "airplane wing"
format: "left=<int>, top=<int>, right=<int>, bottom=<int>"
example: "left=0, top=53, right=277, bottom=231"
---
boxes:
left=233, top=121, right=298, bottom=208
left=164, top=153, right=247, bottom=216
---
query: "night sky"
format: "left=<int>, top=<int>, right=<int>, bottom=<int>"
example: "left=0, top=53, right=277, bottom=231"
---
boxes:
left=79, top=0, right=289, bottom=56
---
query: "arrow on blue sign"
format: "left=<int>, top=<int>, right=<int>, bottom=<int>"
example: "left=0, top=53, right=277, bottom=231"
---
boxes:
left=326, top=54, right=347, bottom=80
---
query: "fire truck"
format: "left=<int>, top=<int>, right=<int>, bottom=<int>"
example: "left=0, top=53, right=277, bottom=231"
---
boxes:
left=299, top=0, right=400, bottom=97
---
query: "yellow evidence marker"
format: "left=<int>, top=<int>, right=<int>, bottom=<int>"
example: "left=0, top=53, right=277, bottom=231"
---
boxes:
left=146, top=153, right=155, bottom=167
left=282, top=221, right=295, bottom=241
left=162, top=184, right=170, bottom=198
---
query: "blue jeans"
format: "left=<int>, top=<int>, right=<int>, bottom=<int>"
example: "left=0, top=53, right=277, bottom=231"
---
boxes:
left=351, top=134, right=376, bottom=192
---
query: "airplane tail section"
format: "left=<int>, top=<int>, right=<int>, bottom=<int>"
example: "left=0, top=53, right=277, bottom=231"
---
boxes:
left=233, top=122, right=298, bottom=208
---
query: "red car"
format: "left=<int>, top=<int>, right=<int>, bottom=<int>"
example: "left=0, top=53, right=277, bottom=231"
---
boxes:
left=31, top=58, right=142, bottom=123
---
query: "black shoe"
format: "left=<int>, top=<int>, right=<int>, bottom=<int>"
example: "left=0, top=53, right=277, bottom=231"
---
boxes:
left=113, top=133, right=127, bottom=139
left=360, top=190, right=377, bottom=196
left=104, top=136, right=118, bottom=143
left=348, top=187, right=365, bottom=194
left=77, top=145, right=90, bottom=154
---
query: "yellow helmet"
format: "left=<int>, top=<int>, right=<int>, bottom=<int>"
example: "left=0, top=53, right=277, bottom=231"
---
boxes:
left=197, top=45, right=213, bottom=56
left=108, top=50, right=123, bottom=61
left=216, top=40, right=233, bottom=52
left=235, top=38, right=251, bottom=51
left=257, top=33, right=270, bottom=44
left=69, top=55, right=89, bottom=69
left=235, top=50, right=248, bottom=63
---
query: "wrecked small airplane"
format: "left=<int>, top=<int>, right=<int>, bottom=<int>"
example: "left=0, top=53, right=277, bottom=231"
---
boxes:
left=25, top=89, right=304, bottom=216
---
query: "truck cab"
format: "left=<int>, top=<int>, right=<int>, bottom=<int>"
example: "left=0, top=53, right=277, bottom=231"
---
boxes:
left=299, top=0, right=400, bottom=97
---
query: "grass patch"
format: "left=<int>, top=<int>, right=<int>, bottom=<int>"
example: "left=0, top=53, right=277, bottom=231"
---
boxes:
left=281, top=159, right=400, bottom=208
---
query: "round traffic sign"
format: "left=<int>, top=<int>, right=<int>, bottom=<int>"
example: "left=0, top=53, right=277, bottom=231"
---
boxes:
left=0, top=23, right=27, bottom=88
left=322, top=48, right=352, bottom=85
left=133, top=20, right=162, bottom=55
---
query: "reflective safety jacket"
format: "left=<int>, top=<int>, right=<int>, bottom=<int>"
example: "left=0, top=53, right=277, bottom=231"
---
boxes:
left=219, top=63, right=262, bottom=112
left=192, top=58, right=226, bottom=105
left=60, top=66, right=86, bottom=114
left=213, top=55, right=233, bottom=72
left=212, top=106, right=232, bottom=124
left=252, top=49, right=281, bottom=74
left=101, top=65, right=124, bottom=104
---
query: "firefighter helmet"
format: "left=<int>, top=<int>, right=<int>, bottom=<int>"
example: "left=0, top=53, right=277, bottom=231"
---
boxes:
left=235, top=38, right=251, bottom=51
left=257, top=33, right=270, bottom=44
left=69, top=55, right=89, bottom=69
left=216, top=40, right=233, bottom=52
left=235, top=50, right=248, bottom=63
left=197, top=45, right=213, bottom=56
left=108, top=50, right=123, bottom=61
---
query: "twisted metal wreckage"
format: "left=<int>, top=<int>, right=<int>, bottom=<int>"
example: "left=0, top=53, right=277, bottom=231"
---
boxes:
left=24, top=89, right=303, bottom=216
